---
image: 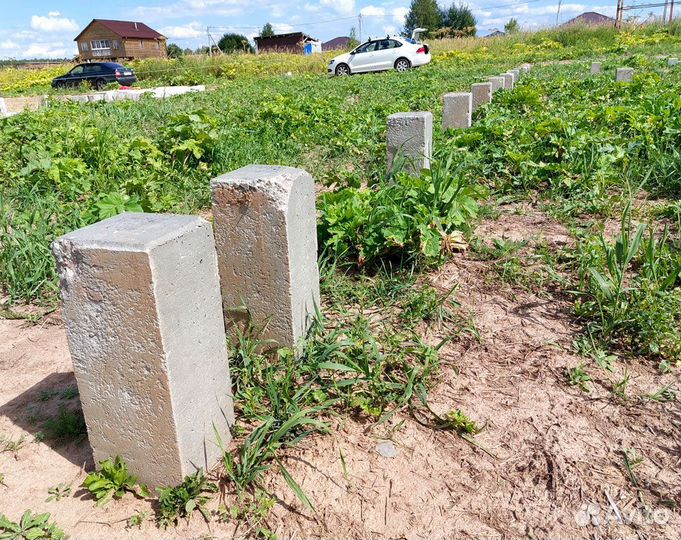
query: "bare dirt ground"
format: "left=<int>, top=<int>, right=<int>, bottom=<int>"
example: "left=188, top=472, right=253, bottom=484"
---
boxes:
left=1, top=203, right=679, bottom=539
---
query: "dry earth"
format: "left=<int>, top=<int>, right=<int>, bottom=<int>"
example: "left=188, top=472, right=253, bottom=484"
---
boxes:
left=1, top=203, right=679, bottom=539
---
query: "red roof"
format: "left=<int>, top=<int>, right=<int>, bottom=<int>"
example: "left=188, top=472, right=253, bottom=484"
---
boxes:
left=74, top=19, right=165, bottom=41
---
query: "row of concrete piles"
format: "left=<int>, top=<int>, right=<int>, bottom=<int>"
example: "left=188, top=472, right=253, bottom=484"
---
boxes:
left=53, top=165, right=320, bottom=488
left=52, top=54, right=678, bottom=487
left=592, top=56, right=678, bottom=80
left=55, top=63, right=534, bottom=487
left=386, top=63, right=532, bottom=176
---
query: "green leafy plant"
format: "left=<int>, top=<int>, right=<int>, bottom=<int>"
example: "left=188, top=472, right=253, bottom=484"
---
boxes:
left=156, top=470, right=217, bottom=527
left=42, top=407, right=86, bottom=441
left=566, top=363, right=592, bottom=393
left=216, top=489, right=275, bottom=539
left=126, top=510, right=150, bottom=529
left=81, top=456, right=149, bottom=506
left=0, top=435, right=25, bottom=455
left=45, top=483, right=71, bottom=502
left=442, top=409, right=481, bottom=435
left=0, top=511, right=65, bottom=540
left=319, top=154, right=481, bottom=267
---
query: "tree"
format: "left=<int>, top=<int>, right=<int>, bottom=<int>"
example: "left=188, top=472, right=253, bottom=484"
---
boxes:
left=443, top=4, right=476, bottom=37
left=167, top=43, right=183, bottom=58
left=403, top=0, right=444, bottom=37
left=504, top=18, right=520, bottom=34
left=261, top=22, right=275, bottom=37
left=348, top=26, right=359, bottom=48
left=217, top=33, right=254, bottom=54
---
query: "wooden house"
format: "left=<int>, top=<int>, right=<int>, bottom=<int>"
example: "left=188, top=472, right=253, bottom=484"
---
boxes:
left=74, top=19, right=167, bottom=61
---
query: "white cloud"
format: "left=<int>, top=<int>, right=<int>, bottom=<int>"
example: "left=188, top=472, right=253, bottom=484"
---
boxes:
left=272, top=22, right=295, bottom=33
left=321, top=0, right=355, bottom=16
left=48, top=11, right=61, bottom=17
left=135, top=0, right=260, bottom=19
left=1, top=40, right=19, bottom=49
left=30, top=13, right=79, bottom=33
left=392, top=6, right=408, bottom=25
left=360, top=5, right=385, bottom=17
left=23, top=42, right=72, bottom=58
left=160, top=21, right=205, bottom=39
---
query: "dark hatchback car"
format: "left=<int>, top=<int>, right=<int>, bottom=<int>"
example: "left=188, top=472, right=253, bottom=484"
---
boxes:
left=51, top=62, right=137, bottom=90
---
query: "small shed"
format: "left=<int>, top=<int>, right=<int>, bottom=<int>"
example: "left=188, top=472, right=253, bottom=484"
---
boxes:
left=254, top=32, right=320, bottom=54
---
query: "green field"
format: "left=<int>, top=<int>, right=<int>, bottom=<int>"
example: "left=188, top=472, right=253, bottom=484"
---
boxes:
left=1, top=25, right=680, bottom=534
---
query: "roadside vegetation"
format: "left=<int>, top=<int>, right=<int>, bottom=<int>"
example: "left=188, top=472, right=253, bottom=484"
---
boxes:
left=1, top=24, right=679, bottom=535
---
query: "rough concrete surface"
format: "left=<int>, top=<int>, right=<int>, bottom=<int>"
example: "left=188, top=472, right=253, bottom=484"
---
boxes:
left=471, top=82, right=492, bottom=112
left=51, top=212, right=233, bottom=488
left=442, top=92, right=472, bottom=129
left=386, top=111, right=433, bottom=175
left=502, top=73, right=514, bottom=89
left=211, top=165, right=320, bottom=349
left=488, top=76, right=504, bottom=93
left=591, top=62, right=602, bottom=74
left=616, top=67, right=634, bottom=82
left=510, top=68, right=520, bottom=81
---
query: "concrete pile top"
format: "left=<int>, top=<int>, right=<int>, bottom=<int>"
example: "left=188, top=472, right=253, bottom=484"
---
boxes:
left=55, top=212, right=206, bottom=252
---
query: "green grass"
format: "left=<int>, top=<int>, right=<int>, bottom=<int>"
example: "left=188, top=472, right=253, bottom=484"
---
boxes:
left=1, top=26, right=680, bottom=304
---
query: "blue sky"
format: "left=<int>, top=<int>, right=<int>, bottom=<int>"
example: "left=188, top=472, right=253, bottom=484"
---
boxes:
left=0, top=0, right=661, bottom=59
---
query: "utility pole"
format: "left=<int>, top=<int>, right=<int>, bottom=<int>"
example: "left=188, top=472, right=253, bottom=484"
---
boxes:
left=670, top=0, right=675, bottom=22
left=556, top=0, right=562, bottom=25
left=663, top=0, right=669, bottom=22
left=615, top=0, right=624, bottom=28
left=358, top=13, right=363, bottom=42
left=207, top=27, right=212, bottom=56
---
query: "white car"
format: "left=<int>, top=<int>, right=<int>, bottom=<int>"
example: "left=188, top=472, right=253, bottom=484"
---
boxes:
left=328, top=33, right=431, bottom=76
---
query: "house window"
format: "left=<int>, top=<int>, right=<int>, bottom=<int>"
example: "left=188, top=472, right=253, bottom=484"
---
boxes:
left=90, top=40, right=111, bottom=49
left=156, top=41, right=160, bottom=50
left=140, top=40, right=144, bottom=49
left=81, top=42, right=88, bottom=52
left=113, top=40, right=120, bottom=50
left=90, top=40, right=112, bottom=57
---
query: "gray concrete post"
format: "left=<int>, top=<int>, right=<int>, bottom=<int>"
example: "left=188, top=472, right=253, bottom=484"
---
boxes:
left=591, top=62, right=602, bottom=74
left=488, top=76, right=504, bottom=93
left=616, top=67, right=634, bottom=82
left=442, top=92, right=472, bottom=129
left=510, top=68, right=521, bottom=82
left=471, top=82, right=492, bottom=111
left=386, top=112, right=433, bottom=175
left=211, top=165, right=320, bottom=348
left=502, top=73, right=514, bottom=89
left=669, top=58, right=678, bottom=66
left=52, top=212, right=233, bottom=488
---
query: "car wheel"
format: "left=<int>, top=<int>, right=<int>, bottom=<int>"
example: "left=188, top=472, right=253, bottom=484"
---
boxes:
left=395, top=58, right=411, bottom=72
left=335, top=63, right=350, bottom=76
left=93, top=78, right=106, bottom=90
